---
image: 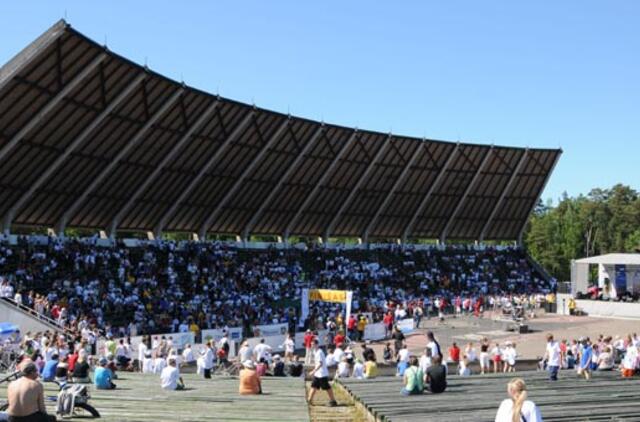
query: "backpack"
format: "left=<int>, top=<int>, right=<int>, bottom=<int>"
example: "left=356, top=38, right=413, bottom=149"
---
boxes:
left=57, top=384, right=88, bottom=418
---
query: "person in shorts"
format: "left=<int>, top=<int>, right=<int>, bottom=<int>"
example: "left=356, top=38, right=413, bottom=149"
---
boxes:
left=307, top=340, right=337, bottom=407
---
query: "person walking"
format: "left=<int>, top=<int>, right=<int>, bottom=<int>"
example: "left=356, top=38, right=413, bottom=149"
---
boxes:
left=307, top=340, right=337, bottom=407
left=544, top=334, right=562, bottom=381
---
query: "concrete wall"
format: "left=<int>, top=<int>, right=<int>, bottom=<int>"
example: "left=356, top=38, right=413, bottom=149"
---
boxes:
left=556, top=294, right=640, bottom=320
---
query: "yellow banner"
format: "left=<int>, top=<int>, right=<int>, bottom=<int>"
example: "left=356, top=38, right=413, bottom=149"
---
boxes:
left=308, top=289, right=348, bottom=303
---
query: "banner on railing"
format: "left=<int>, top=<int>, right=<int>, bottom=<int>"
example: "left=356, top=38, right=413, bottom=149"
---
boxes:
left=363, top=322, right=386, bottom=341
left=254, top=323, right=288, bottom=337
left=396, top=318, right=415, bottom=334
left=302, top=289, right=353, bottom=333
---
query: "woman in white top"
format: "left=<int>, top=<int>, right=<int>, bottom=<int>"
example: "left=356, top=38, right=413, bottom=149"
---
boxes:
left=495, top=378, right=542, bottom=422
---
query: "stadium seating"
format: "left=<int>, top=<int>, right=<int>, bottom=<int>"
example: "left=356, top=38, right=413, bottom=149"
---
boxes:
left=0, top=238, right=552, bottom=337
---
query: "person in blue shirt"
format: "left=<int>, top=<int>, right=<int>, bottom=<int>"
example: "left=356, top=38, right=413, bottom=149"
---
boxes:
left=578, top=338, right=593, bottom=380
left=94, top=357, right=116, bottom=390
left=41, top=354, right=59, bottom=382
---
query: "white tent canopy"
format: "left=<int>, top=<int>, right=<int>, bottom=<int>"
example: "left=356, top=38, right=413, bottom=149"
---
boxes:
left=571, top=253, right=640, bottom=297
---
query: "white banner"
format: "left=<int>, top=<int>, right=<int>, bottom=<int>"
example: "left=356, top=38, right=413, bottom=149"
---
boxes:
left=396, top=318, right=415, bottom=334
left=254, top=323, right=288, bottom=337
left=363, top=322, right=386, bottom=341
left=345, top=291, right=353, bottom=331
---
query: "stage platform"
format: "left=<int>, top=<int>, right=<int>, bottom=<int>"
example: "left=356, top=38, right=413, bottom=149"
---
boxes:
left=557, top=294, right=640, bottom=320
left=339, top=370, right=640, bottom=422
left=0, top=372, right=310, bottom=421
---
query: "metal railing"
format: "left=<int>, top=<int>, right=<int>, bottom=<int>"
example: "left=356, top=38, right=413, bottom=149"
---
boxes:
left=0, top=297, right=70, bottom=334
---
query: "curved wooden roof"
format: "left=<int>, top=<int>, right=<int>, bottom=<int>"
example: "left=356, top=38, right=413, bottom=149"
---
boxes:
left=0, top=20, right=561, bottom=241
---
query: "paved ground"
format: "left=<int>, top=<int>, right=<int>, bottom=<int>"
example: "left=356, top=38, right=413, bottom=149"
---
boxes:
left=365, top=311, right=640, bottom=360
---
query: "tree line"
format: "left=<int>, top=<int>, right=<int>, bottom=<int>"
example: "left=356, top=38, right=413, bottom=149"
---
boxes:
left=523, top=184, right=640, bottom=281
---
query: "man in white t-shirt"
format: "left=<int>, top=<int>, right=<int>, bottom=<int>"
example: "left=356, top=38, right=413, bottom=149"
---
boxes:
left=254, top=339, right=272, bottom=363
left=544, top=334, right=562, bottom=381
left=182, top=344, right=195, bottom=365
left=160, top=358, right=184, bottom=390
left=307, top=340, right=337, bottom=407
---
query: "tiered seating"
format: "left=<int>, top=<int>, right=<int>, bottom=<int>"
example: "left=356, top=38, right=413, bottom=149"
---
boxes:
left=339, top=371, right=640, bottom=421
left=0, top=372, right=309, bottom=422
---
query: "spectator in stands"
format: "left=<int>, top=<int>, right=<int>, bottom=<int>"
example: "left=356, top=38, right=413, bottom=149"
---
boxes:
left=6, top=362, right=56, bottom=422
left=72, top=354, right=91, bottom=383
left=382, top=342, right=392, bottom=364
left=182, top=344, right=195, bottom=366
left=239, top=360, right=262, bottom=395
left=479, top=338, right=490, bottom=375
left=303, top=330, right=315, bottom=365
left=491, top=342, right=503, bottom=374
left=335, top=355, right=350, bottom=380
left=352, top=358, right=365, bottom=379
left=448, top=342, right=461, bottom=364
left=307, top=340, right=337, bottom=407
left=272, top=355, right=285, bottom=376
left=495, top=378, right=542, bottom=422
left=41, top=354, right=58, bottom=382
left=288, top=355, right=304, bottom=377
left=597, top=346, right=614, bottom=371
left=54, top=356, right=69, bottom=384
left=400, top=356, right=423, bottom=396
left=458, top=355, right=471, bottom=377
left=425, top=355, right=447, bottom=394
left=503, top=342, right=517, bottom=373
left=161, top=358, right=185, bottom=391
left=94, top=357, right=116, bottom=390
left=364, top=355, right=378, bottom=379
left=256, top=358, right=268, bottom=377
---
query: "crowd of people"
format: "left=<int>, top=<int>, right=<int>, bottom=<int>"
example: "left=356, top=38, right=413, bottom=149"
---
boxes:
left=0, top=236, right=561, bottom=420
left=0, top=237, right=553, bottom=343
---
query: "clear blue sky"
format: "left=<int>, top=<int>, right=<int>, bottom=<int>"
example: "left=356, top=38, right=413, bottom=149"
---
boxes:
left=2, top=1, right=638, bottom=203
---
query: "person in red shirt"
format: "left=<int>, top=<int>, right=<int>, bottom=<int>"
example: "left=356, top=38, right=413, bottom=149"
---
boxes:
left=333, top=331, right=345, bottom=348
left=67, top=350, right=79, bottom=373
left=448, top=342, right=461, bottom=363
left=347, top=315, right=357, bottom=339
left=382, top=311, right=394, bottom=339
left=303, top=330, right=315, bottom=365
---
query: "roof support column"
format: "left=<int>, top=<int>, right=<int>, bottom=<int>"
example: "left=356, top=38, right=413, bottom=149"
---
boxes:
left=517, top=151, right=561, bottom=245
left=241, top=124, right=325, bottom=240
left=284, top=130, right=358, bottom=239
left=2, top=71, right=144, bottom=234
left=479, top=149, right=528, bottom=243
left=362, top=142, right=424, bottom=243
left=196, top=117, right=289, bottom=238
left=401, top=143, right=459, bottom=243
left=439, top=146, right=494, bottom=244
left=55, top=88, right=184, bottom=235
left=0, top=53, right=107, bottom=166
left=107, top=100, right=219, bottom=238
left=152, top=108, right=255, bottom=238
left=324, top=134, right=393, bottom=240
